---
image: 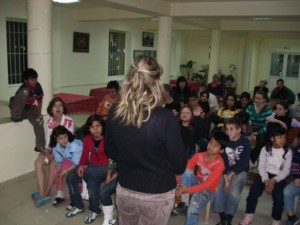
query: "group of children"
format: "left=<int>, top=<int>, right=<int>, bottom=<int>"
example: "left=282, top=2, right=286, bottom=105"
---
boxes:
left=166, top=77, right=300, bottom=225
left=9, top=68, right=119, bottom=225
left=10, top=68, right=300, bottom=225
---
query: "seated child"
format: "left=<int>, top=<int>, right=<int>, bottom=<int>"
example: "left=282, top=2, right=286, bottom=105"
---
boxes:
left=236, top=92, right=253, bottom=111
left=31, top=97, right=75, bottom=207
left=179, top=105, right=208, bottom=157
left=172, top=131, right=229, bottom=225
left=96, top=80, right=120, bottom=121
left=65, top=114, right=109, bottom=224
left=284, top=135, right=300, bottom=225
left=9, top=68, right=45, bottom=152
left=212, top=117, right=251, bottom=225
left=100, top=158, right=118, bottom=225
left=214, top=93, right=240, bottom=130
left=47, top=126, right=83, bottom=209
left=187, top=91, right=205, bottom=119
left=239, top=125, right=292, bottom=225
left=163, top=83, right=181, bottom=117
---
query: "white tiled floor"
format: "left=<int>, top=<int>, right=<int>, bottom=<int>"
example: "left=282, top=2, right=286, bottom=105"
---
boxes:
left=0, top=173, right=289, bottom=225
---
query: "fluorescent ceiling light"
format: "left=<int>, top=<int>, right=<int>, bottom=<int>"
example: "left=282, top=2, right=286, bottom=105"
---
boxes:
left=52, top=0, right=80, bottom=3
left=252, top=17, right=272, bottom=21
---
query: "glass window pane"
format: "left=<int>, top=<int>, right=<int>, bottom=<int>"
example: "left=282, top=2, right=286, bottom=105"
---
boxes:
left=6, top=20, right=27, bottom=84
left=108, top=31, right=125, bottom=76
left=270, top=53, right=284, bottom=76
left=286, top=54, right=300, bottom=78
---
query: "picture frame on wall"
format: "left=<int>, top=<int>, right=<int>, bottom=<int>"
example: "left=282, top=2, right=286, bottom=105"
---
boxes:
left=133, top=50, right=144, bottom=59
left=73, top=32, right=90, bottom=53
left=142, top=32, right=154, bottom=47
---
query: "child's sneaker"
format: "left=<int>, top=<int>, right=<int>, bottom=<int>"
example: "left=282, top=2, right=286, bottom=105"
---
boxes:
left=52, top=197, right=65, bottom=206
left=286, top=216, right=300, bottom=225
left=84, top=211, right=98, bottom=224
left=66, top=202, right=73, bottom=211
left=30, top=191, right=39, bottom=200
left=172, top=202, right=188, bottom=215
left=65, top=207, right=84, bottom=218
left=34, top=195, right=51, bottom=208
left=239, top=213, right=253, bottom=225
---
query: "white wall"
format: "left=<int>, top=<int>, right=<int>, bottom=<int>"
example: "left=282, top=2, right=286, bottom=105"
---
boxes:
left=52, top=8, right=159, bottom=95
left=0, top=120, right=45, bottom=183
left=0, top=0, right=27, bottom=101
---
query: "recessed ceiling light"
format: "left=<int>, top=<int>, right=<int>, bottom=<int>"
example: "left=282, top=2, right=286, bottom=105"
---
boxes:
left=52, top=0, right=80, bottom=3
left=252, top=17, right=272, bottom=21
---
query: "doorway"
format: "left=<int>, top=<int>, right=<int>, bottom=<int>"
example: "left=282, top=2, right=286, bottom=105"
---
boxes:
left=269, top=52, right=300, bottom=96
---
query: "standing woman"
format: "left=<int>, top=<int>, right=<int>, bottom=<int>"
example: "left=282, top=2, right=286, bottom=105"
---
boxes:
left=246, top=90, right=273, bottom=164
left=105, top=56, right=187, bottom=225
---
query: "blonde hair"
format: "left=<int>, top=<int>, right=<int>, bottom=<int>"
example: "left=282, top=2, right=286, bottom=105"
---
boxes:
left=114, top=56, right=165, bottom=128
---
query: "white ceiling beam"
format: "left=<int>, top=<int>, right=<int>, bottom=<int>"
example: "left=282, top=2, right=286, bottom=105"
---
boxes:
left=75, top=7, right=150, bottom=21
left=82, top=0, right=171, bottom=16
left=170, top=0, right=300, bottom=16
left=221, top=20, right=300, bottom=31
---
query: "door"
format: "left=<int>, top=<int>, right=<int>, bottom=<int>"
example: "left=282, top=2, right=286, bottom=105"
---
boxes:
left=269, top=52, right=300, bottom=96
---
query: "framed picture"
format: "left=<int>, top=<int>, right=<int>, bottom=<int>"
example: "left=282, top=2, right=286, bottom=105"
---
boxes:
left=133, top=50, right=144, bottom=59
left=73, top=32, right=90, bottom=53
left=142, top=32, right=154, bottom=47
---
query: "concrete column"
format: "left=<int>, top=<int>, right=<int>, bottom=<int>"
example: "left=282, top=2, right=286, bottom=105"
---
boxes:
left=157, top=16, right=173, bottom=84
left=249, top=39, right=261, bottom=91
left=236, top=36, right=246, bottom=94
left=27, top=0, right=52, bottom=114
left=208, top=30, right=221, bottom=83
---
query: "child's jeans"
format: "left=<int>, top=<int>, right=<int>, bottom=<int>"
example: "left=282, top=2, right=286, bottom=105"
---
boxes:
left=284, top=181, right=300, bottom=212
left=100, top=177, right=118, bottom=206
left=180, top=169, right=213, bottom=225
left=212, top=171, right=248, bottom=216
left=66, top=165, right=107, bottom=213
left=53, top=159, right=73, bottom=191
left=245, top=173, right=285, bottom=221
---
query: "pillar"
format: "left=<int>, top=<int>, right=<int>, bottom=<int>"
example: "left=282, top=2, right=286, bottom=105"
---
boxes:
left=157, top=16, right=173, bottom=84
left=27, top=0, right=52, bottom=114
left=208, top=30, right=221, bottom=83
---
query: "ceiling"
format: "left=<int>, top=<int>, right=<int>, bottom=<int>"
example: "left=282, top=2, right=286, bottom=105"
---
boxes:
left=52, top=0, right=300, bottom=33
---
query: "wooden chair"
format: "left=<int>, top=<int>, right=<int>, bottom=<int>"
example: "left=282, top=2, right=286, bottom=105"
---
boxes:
left=204, top=200, right=211, bottom=225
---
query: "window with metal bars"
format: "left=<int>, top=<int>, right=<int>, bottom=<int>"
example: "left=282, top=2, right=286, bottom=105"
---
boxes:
left=108, top=31, right=125, bottom=76
left=6, top=20, right=28, bottom=84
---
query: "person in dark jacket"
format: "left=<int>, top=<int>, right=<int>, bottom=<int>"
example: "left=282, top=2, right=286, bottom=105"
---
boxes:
left=105, top=56, right=187, bottom=225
